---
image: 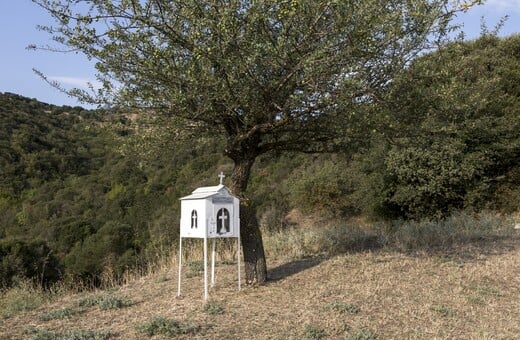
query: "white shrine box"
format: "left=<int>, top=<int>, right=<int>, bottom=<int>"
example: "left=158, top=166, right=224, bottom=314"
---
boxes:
left=177, top=176, right=241, bottom=300
left=179, top=184, right=240, bottom=238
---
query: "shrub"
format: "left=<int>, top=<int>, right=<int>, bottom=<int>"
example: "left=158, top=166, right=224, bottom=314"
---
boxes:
left=325, top=301, right=360, bottom=314
left=136, top=316, right=200, bottom=337
left=25, top=328, right=113, bottom=340
left=203, top=301, right=224, bottom=315
left=347, top=329, right=376, bottom=340
left=304, top=324, right=326, bottom=340
left=77, top=294, right=133, bottom=310
left=0, top=239, right=61, bottom=289
left=64, top=222, right=137, bottom=284
left=387, top=211, right=509, bottom=251
left=39, top=307, right=84, bottom=321
left=383, top=141, right=480, bottom=219
left=288, top=158, right=361, bottom=218
left=0, top=280, right=48, bottom=318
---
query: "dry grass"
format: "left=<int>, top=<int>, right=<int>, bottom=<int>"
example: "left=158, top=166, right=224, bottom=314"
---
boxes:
left=1, top=228, right=519, bottom=339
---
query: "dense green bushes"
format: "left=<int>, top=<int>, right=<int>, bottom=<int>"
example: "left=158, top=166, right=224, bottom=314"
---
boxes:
left=0, top=93, right=229, bottom=287
left=378, top=35, right=520, bottom=218
left=288, top=158, right=359, bottom=217
left=1, top=35, right=519, bottom=288
left=383, top=141, right=478, bottom=217
left=64, top=222, right=136, bottom=282
left=0, top=239, right=61, bottom=288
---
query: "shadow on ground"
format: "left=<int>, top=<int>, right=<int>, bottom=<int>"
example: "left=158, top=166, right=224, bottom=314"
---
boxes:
left=264, top=233, right=381, bottom=282
left=267, top=257, right=324, bottom=282
left=407, top=234, right=520, bottom=262
left=265, top=231, right=519, bottom=281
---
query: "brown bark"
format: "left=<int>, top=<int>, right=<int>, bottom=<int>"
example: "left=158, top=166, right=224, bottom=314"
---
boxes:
left=239, top=202, right=267, bottom=284
left=229, top=157, right=267, bottom=284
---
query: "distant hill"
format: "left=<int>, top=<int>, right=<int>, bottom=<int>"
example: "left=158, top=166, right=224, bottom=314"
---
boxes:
left=0, top=92, right=248, bottom=289
left=0, top=92, right=103, bottom=198
left=0, top=92, right=183, bottom=288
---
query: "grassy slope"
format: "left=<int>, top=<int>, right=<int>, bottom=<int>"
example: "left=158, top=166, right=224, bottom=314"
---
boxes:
left=1, top=234, right=519, bottom=339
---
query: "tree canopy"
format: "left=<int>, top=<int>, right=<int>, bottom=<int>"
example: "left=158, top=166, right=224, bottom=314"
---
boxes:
left=32, top=0, right=480, bottom=157
left=33, top=0, right=482, bottom=283
left=379, top=34, right=520, bottom=217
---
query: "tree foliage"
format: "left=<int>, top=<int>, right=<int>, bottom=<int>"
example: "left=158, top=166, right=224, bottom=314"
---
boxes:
left=0, top=93, right=96, bottom=199
left=379, top=34, right=520, bottom=217
left=32, top=0, right=481, bottom=283
left=0, top=239, right=61, bottom=288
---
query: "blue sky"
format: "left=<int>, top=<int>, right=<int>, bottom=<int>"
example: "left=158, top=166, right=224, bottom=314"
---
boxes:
left=1, top=1, right=519, bottom=109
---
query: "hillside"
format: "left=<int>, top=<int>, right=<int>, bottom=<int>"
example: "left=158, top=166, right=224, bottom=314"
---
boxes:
left=1, top=88, right=520, bottom=291
left=0, top=92, right=229, bottom=288
left=1, top=232, right=519, bottom=339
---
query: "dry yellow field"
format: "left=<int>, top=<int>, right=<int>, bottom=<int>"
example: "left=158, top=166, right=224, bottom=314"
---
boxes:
left=1, top=235, right=519, bottom=339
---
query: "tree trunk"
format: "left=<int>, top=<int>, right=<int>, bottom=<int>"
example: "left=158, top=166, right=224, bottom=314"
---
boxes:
left=229, top=157, right=267, bottom=284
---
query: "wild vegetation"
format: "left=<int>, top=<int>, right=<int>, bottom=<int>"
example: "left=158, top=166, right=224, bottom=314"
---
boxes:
left=32, top=0, right=487, bottom=284
left=0, top=92, right=241, bottom=288
left=1, top=34, right=520, bottom=290
left=0, top=0, right=517, bottom=337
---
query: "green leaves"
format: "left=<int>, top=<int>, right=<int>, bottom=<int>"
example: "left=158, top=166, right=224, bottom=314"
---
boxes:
left=32, top=0, right=471, bottom=157
left=380, top=35, right=520, bottom=217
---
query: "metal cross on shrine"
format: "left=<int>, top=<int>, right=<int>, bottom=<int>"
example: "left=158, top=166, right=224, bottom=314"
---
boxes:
left=218, top=211, right=228, bottom=224
left=191, top=210, right=197, bottom=228
left=218, top=171, right=225, bottom=185
left=217, top=209, right=229, bottom=234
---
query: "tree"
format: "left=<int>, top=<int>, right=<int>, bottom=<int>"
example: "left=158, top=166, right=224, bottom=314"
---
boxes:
left=32, top=0, right=480, bottom=283
left=378, top=34, right=520, bottom=217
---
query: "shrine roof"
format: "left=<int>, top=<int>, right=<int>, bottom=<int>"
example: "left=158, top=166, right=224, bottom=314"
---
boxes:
left=180, top=184, right=235, bottom=200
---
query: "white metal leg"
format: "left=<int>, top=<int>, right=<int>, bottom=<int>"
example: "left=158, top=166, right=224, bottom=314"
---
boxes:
left=237, top=235, right=241, bottom=291
left=177, top=237, right=182, bottom=297
left=211, top=238, right=216, bottom=287
left=203, top=237, right=208, bottom=300
left=178, top=234, right=240, bottom=299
